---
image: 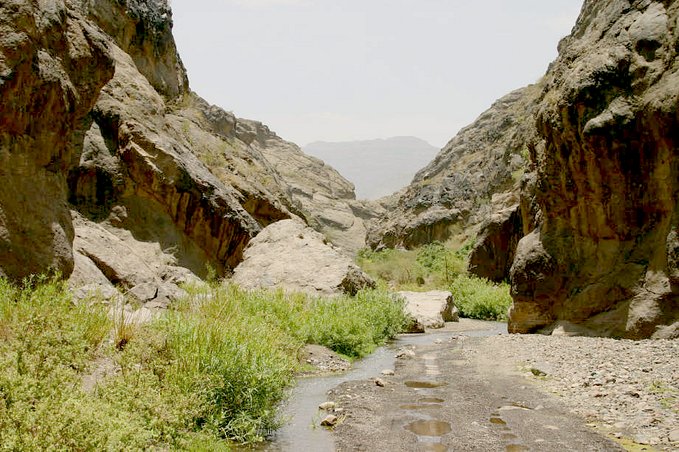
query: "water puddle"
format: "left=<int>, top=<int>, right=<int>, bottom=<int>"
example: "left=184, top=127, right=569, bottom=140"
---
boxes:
left=405, top=420, right=452, bottom=436
left=506, top=445, right=529, bottom=451
left=422, top=353, right=441, bottom=376
left=399, top=404, right=442, bottom=410
left=255, top=321, right=506, bottom=451
left=419, top=397, right=445, bottom=403
left=490, top=417, right=507, bottom=425
left=421, top=444, right=448, bottom=452
left=405, top=380, right=448, bottom=389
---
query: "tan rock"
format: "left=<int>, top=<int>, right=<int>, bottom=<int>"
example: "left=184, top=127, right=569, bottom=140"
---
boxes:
left=70, top=213, right=189, bottom=307
left=397, top=290, right=459, bottom=330
left=319, top=402, right=336, bottom=411
left=231, top=219, right=375, bottom=296
left=320, top=414, right=338, bottom=427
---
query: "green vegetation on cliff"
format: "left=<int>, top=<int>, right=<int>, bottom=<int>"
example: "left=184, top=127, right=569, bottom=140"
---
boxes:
left=0, top=277, right=407, bottom=448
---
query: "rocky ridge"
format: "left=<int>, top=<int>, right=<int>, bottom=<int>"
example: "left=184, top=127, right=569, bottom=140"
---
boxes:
left=367, top=86, right=539, bottom=250
left=0, top=0, right=373, bottom=303
left=369, top=0, right=679, bottom=339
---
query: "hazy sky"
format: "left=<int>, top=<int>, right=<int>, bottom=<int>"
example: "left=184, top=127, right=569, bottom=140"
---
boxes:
left=171, top=0, right=583, bottom=148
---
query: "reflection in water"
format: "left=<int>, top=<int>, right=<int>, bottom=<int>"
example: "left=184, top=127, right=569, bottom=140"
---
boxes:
left=404, top=381, right=448, bottom=389
left=405, top=420, right=452, bottom=436
left=421, top=443, right=448, bottom=452
left=506, top=445, right=529, bottom=452
left=419, top=397, right=445, bottom=403
left=399, top=404, right=442, bottom=410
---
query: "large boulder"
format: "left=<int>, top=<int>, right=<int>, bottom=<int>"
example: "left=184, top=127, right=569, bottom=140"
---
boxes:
left=510, top=0, right=679, bottom=338
left=231, top=220, right=375, bottom=296
left=397, top=290, right=459, bottom=331
left=70, top=213, right=194, bottom=309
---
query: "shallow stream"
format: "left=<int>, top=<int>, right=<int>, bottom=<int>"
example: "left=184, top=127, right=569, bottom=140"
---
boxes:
left=256, top=321, right=507, bottom=451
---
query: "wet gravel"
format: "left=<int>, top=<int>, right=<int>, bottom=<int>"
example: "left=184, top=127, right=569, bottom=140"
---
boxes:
left=474, top=334, right=679, bottom=450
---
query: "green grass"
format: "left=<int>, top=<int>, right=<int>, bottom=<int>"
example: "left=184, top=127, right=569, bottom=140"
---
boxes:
left=358, top=240, right=513, bottom=322
left=0, top=277, right=407, bottom=448
left=357, top=240, right=468, bottom=290
left=449, top=275, right=512, bottom=321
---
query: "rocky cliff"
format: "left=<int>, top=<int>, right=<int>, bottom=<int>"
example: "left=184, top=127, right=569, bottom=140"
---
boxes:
left=367, top=86, right=539, bottom=249
left=368, top=0, right=678, bottom=339
left=510, top=0, right=679, bottom=339
left=0, top=0, right=114, bottom=280
left=0, top=0, right=371, bottom=300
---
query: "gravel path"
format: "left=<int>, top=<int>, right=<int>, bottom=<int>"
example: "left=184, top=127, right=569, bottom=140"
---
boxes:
left=473, top=334, right=679, bottom=450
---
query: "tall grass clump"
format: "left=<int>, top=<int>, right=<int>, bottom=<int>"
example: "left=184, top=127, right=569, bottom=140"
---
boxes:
left=0, top=277, right=408, bottom=447
left=305, top=288, right=408, bottom=358
left=449, top=275, right=512, bottom=321
left=357, top=240, right=468, bottom=290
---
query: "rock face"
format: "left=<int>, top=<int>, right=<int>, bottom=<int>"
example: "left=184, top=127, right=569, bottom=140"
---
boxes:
left=0, top=0, right=114, bottom=280
left=0, top=0, right=373, bottom=288
left=510, top=0, right=679, bottom=338
left=232, top=220, right=376, bottom=296
left=467, top=193, right=523, bottom=283
left=70, top=212, right=194, bottom=309
left=238, top=120, right=380, bottom=254
left=368, top=86, right=539, bottom=249
left=397, top=290, right=459, bottom=331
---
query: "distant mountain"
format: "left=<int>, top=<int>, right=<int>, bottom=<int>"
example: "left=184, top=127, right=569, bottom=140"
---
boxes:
left=304, top=136, right=440, bottom=200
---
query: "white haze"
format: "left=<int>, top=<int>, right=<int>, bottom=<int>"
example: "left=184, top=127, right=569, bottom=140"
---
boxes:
left=172, top=0, right=582, bottom=148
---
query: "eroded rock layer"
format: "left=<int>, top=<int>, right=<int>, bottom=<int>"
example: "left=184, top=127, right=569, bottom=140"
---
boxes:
left=0, top=0, right=371, bottom=287
left=510, top=0, right=679, bottom=338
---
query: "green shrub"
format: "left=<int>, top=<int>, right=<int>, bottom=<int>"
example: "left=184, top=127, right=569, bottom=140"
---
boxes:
left=305, top=288, right=408, bottom=358
left=449, top=275, right=512, bottom=321
left=0, top=277, right=408, bottom=447
left=357, top=241, right=467, bottom=290
left=0, top=276, right=122, bottom=450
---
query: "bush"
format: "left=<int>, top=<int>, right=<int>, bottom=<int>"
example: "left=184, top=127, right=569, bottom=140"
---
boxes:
left=0, top=278, right=408, bottom=447
left=449, top=275, right=512, bottom=321
left=305, top=288, right=408, bottom=358
left=357, top=240, right=467, bottom=290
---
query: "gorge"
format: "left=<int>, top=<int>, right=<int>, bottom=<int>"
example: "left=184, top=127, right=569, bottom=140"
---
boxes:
left=0, top=0, right=677, bottom=449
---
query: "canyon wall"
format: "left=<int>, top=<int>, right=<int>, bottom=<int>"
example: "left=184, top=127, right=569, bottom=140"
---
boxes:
left=0, top=0, right=370, bottom=296
left=367, top=86, right=538, bottom=250
left=510, top=0, right=679, bottom=339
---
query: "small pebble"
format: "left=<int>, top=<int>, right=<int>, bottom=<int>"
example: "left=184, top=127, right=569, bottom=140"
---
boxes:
left=320, top=415, right=338, bottom=427
left=669, top=429, right=679, bottom=443
left=319, top=401, right=336, bottom=410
